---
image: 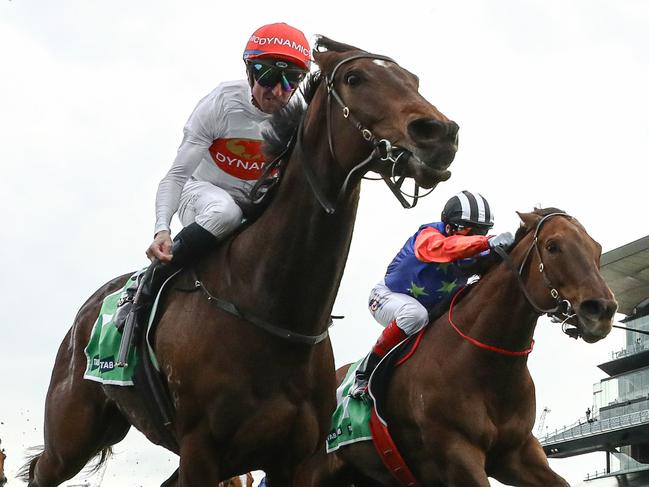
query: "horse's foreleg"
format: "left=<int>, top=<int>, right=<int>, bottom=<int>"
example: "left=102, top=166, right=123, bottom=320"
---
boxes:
left=490, top=436, right=569, bottom=487
left=418, top=440, right=490, bottom=487
left=292, top=448, right=357, bottom=487
left=177, top=429, right=222, bottom=486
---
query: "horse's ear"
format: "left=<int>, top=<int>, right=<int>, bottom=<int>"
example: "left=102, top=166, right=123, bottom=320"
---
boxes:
left=312, top=49, right=339, bottom=73
left=312, top=35, right=364, bottom=73
left=516, top=211, right=541, bottom=233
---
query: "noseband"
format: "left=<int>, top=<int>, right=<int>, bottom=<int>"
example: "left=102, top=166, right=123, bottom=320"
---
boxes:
left=494, top=213, right=578, bottom=333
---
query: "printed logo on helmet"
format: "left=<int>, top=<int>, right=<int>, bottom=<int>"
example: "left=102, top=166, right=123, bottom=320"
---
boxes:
left=247, top=35, right=310, bottom=58
left=243, top=23, right=312, bottom=70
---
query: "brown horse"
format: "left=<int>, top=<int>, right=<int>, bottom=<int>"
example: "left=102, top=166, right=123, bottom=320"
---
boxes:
left=1, top=439, right=6, bottom=487
left=20, top=36, right=459, bottom=486
left=297, top=209, right=617, bottom=487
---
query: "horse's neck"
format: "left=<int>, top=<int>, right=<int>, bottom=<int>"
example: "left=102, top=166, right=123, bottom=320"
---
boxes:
left=202, top=127, right=361, bottom=334
left=450, top=259, right=540, bottom=362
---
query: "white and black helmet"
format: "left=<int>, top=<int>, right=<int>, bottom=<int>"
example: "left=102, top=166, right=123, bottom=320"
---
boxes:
left=441, top=191, right=494, bottom=230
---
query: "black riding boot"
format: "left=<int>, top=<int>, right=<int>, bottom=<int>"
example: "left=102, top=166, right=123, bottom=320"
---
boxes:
left=349, top=350, right=382, bottom=399
left=135, top=222, right=219, bottom=324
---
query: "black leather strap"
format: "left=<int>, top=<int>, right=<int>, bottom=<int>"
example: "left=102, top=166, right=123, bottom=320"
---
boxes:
left=191, top=272, right=330, bottom=346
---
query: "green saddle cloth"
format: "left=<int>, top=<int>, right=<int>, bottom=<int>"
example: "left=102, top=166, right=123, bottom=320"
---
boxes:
left=326, top=360, right=372, bottom=453
left=83, top=270, right=144, bottom=386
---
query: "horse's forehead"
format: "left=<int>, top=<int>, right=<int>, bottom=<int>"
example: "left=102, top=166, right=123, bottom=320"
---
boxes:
left=372, top=59, right=392, bottom=68
left=543, top=217, right=577, bottom=236
left=546, top=217, right=594, bottom=247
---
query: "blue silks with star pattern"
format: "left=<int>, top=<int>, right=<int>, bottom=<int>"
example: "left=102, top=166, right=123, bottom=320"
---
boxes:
left=383, top=222, right=480, bottom=310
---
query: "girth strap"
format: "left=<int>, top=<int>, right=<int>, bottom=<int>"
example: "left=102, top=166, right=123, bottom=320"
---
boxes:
left=369, top=407, right=421, bottom=487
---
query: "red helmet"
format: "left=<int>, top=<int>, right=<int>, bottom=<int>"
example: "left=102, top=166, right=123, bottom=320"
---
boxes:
left=243, top=23, right=311, bottom=71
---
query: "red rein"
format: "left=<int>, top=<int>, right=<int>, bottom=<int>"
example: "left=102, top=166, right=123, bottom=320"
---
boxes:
left=448, top=287, right=534, bottom=357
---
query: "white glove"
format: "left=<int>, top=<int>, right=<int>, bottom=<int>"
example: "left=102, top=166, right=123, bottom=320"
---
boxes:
left=488, top=232, right=514, bottom=250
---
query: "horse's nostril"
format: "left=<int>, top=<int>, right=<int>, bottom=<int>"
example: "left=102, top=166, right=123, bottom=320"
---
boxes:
left=580, top=299, right=617, bottom=320
left=408, top=118, right=457, bottom=144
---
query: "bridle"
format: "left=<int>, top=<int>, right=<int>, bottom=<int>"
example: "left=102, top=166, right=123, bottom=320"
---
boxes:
left=493, top=212, right=579, bottom=335
left=448, top=212, right=580, bottom=356
left=250, top=52, right=443, bottom=213
left=302, top=53, right=433, bottom=214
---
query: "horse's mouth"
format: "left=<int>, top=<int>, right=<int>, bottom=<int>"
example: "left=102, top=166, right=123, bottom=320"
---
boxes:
left=370, top=143, right=456, bottom=188
left=575, top=316, right=613, bottom=343
left=407, top=150, right=454, bottom=188
left=580, top=328, right=612, bottom=343
left=415, top=165, right=452, bottom=189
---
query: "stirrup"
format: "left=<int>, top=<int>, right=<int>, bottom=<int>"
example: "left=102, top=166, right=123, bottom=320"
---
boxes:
left=349, top=376, right=369, bottom=398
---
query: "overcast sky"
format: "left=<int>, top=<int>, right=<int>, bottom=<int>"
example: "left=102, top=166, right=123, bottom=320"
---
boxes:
left=1, top=0, right=648, bottom=485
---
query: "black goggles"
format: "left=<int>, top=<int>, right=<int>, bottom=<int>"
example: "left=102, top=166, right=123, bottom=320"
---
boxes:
left=247, top=60, right=306, bottom=91
left=451, top=223, right=491, bottom=236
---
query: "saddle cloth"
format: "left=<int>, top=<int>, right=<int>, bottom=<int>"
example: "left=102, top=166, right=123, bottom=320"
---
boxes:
left=325, top=331, right=423, bottom=453
left=326, top=360, right=372, bottom=452
left=83, top=268, right=166, bottom=385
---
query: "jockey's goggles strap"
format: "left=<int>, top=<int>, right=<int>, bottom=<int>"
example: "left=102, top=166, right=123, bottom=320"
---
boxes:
left=451, top=224, right=490, bottom=236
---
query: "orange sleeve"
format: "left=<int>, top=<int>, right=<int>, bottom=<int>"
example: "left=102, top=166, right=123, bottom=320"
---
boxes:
left=414, top=227, right=490, bottom=263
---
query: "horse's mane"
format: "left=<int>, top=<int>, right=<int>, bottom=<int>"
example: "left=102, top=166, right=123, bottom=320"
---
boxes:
left=262, top=72, right=324, bottom=161
left=262, top=35, right=364, bottom=161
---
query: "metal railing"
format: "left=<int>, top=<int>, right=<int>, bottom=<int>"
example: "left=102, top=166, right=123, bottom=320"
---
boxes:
left=585, top=464, right=649, bottom=480
left=585, top=468, right=609, bottom=480
left=539, top=408, right=649, bottom=445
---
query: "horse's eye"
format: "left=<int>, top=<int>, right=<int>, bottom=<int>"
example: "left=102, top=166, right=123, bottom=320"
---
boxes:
left=345, top=73, right=362, bottom=86
left=546, top=241, right=560, bottom=254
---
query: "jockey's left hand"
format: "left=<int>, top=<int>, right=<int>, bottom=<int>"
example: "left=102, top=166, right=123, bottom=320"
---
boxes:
left=488, top=232, right=515, bottom=251
left=146, top=230, right=173, bottom=263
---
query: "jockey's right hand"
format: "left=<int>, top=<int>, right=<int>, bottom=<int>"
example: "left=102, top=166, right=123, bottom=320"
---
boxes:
left=146, top=230, right=173, bottom=263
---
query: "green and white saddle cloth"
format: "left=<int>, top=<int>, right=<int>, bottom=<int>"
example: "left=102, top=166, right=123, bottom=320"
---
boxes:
left=326, top=360, right=373, bottom=453
left=83, top=270, right=144, bottom=386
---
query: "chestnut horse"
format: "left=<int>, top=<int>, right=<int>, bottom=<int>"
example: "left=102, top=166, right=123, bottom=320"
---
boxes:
left=297, top=209, right=617, bottom=487
left=20, top=36, right=458, bottom=486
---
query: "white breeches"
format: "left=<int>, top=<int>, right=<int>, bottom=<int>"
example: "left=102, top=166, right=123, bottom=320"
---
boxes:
left=367, top=281, right=429, bottom=336
left=178, top=179, right=244, bottom=239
